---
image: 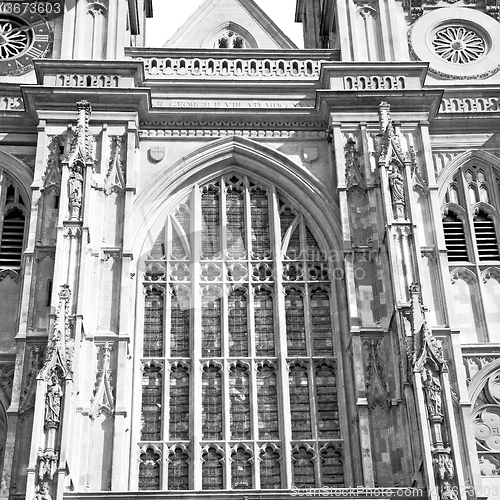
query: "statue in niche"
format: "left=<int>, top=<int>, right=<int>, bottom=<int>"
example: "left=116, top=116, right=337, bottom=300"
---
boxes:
left=68, top=164, right=83, bottom=219
left=423, top=368, right=442, bottom=417
left=441, top=482, right=458, bottom=500
left=45, top=374, right=63, bottom=426
left=388, top=164, right=405, bottom=219
left=34, top=482, right=52, bottom=500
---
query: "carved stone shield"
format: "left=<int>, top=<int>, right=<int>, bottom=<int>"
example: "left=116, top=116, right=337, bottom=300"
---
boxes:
left=149, top=146, right=165, bottom=163
left=302, top=147, right=319, bottom=163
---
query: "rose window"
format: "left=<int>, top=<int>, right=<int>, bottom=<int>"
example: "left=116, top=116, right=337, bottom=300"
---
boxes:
left=0, top=17, right=31, bottom=59
left=432, top=25, right=485, bottom=64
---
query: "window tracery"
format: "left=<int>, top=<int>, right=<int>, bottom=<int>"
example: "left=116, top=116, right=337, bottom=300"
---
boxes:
left=441, top=162, right=500, bottom=341
left=216, top=30, right=247, bottom=49
left=138, top=173, right=342, bottom=490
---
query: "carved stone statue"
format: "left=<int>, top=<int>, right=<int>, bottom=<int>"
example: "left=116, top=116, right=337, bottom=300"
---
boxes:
left=389, top=165, right=404, bottom=199
left=441, top=482, right=458, bottom=500
left=34, top=482, right=52, bottom=500
left=68, top=166, right=83, bottom=219
left=45, top=375, right=63, bottom=426
left=423, top=368, right=442, bottom=417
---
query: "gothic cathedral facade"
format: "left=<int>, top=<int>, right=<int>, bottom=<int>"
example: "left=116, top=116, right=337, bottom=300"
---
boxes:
left=0, top=0, right=499, bottom=499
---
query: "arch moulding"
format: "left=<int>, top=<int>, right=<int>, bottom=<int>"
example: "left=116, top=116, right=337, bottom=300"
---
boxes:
left=132, top=135, right=342, bottom=260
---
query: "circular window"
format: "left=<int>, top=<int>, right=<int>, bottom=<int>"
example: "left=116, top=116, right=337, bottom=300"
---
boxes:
left=432, top=25, right=485, bottom=64
left=0, top=16, right=32, bottom=60
left=408, top=8, right=500, bottom=79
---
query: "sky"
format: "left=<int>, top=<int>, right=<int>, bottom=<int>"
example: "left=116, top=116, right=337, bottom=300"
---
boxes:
left=146, top=0, right=304, bottom=48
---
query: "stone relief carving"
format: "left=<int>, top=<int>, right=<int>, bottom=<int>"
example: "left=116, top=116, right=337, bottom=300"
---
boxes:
left=363, top=338, right=390, bottom=411
left=44, top=373, right=63, bottom=426
left=104, top=135, right=125, bottom=195
left=89, top=343, right=115, bottom=421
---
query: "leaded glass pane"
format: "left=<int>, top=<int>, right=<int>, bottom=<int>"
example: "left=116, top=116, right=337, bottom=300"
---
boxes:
left=202, top=289, right=221, bottom=357
left=286, top=287, right=306, bottom=356
left=310, top=288, right=333, bottom=356
left=141, top=366, right=162, bottom=441
left=231, top=447, right=252, bottom=489
left=226, top=179, right=246, bottom=258
left=202, top=365, right=222, bottom=440
left=202, top=184, right=220, bottom=258
left=202, top=448, right=224, bottom=490
left=292, top=445, right=316, bottom=488
left=229, top=365, right=251, bottom=440
left=257, top=365, right=279, bottom=440
left=139, top=448, right=161, bottom=491
left=315, top=362, right=339, bottom=439
left=170, top=286, right=189, bottom=357
left=254, top=287, right=275, bottom=356
left=228, top=289, right=248, bottom=357
left=250, top=185, right=270, bottom=259
left=168, top=447, right=189, bottom=490
left=260, top=445, right=281, bottom=489
left=289, top=363, right=311, bottom=440
left=169, top=365, right=189, bottom=440
left=320, top=444, right=344, bottom=486
left=143, top=289, right=163, bottom=357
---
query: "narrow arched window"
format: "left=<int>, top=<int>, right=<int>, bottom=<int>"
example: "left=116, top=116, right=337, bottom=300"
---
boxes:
left=442, top=211, right=468, bottom=262
left=0, top=174, right=27, bottom=269
left=473, top=210, right=499, bottom=261
left=138, top=173, right=342, bottom=490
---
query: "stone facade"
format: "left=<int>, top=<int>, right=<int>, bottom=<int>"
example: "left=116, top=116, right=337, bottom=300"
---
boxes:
left=0, top=0, right=499, bottom=499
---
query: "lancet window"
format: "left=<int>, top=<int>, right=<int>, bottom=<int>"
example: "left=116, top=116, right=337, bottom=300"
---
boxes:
left=138, top=172, right=343, bottom=490
left=0, top=171, right=27, bottom=269
left=442, top=163, right=500, bottom=341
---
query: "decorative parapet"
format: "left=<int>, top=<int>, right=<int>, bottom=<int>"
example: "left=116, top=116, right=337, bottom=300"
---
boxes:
left=139, top=129, right=327, bottom=139
left=439, top=97, right=500, bottom=114
left=343, top=75, right=406, bottom=90
left=0, top=96, right=24, bottom=111
left=139, top=56, right=327, bottom=79
left=56, top=74, right=120, bottom=88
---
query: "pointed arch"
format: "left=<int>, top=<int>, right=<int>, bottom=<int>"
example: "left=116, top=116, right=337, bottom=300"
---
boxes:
left=0, top=151, right=32, bottom=205
left=133, top=136, right=341, bottom=260
left=437, top=150, right=500, bottom=200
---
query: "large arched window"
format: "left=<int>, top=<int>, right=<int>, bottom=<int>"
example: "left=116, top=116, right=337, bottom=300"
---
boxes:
left=136, top=173, right=343, bottom=490
left=442, top=162, right=500, bottom=342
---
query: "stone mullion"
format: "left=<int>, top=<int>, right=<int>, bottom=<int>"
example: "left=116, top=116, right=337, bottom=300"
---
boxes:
left=162, top=364, right=170, bottom=490
left=223, top=364, right=230, bottom=489
left=191, top=186, right=202, bottom=490
left=332, top=121, right=375, bottom=487
left=308, top=362, right=321, bottom=486
left=269, top=186, right=292, bottom=488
